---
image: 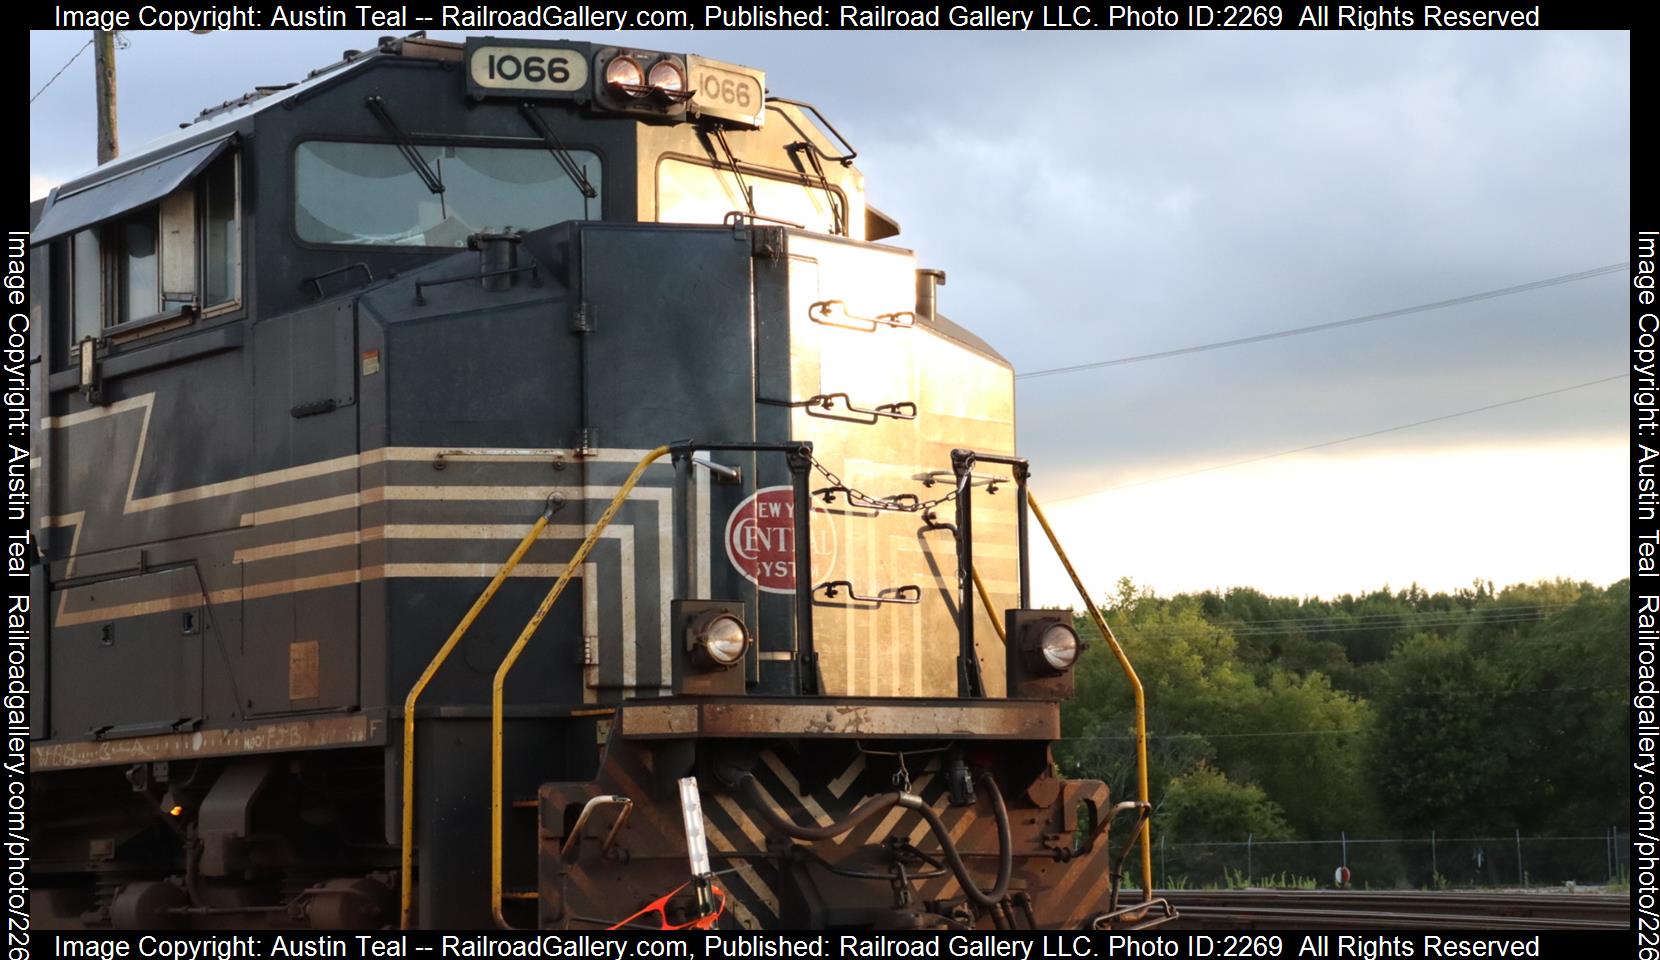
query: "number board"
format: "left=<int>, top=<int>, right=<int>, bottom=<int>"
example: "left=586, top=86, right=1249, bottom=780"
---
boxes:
left=465, top=39, right=591, bottom=100
left=687, top=56, right=766, bottom=128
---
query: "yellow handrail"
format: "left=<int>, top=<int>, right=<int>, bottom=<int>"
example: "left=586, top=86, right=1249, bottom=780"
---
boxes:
left=1026, top=491, right=1154, bottom=902
left=399, top=500, right=559, bottom=929
left=971, top=566, right=1007, bottom=644
left=490, top=446, right=671, bottom=927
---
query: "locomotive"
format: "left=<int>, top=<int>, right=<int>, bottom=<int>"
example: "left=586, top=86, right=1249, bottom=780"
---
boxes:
left=27, top=33, right=1169, bottom=931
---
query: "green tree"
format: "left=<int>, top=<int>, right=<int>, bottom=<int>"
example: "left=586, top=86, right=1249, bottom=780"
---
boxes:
left=1368, top=633, right=1509, bottom=834
left=1486, top=580, right=1630, bottom=833
left=1158, top=765, right=1293, bottom=843
left=1063, top=592, right=1377, bottom=838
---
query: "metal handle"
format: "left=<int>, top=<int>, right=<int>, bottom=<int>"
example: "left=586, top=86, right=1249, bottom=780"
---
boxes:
left=765, top=96, right=858, bottom=163
left=809, top=300, right=916, bottom=332
left=304, top=262, right=374, bottom=300
left=811, top=486, right=920, bottom=513
left=814, top=581, right=921, bottom=605
left=560, top=795, right=634, bottom=860
left=723, top=210, right=805, bottom=230
left=761, top=392, right=917, bottom=425
left=920, top=469, right=1005, bottom=491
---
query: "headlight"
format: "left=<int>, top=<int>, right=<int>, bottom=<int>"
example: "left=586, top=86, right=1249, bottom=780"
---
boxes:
left=647, top=59, right=686, bottom=95
left=690, top=611, right=750, bottom=669
left=1032, top=623, right=1080, bottom=673
left=604, top=56, right=645, bottom=95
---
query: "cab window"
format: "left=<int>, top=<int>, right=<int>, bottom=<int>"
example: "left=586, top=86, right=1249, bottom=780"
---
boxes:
left=54, top=150, right=242, bottom=356
left=656, top=157, right=844, bottom=235
left=200, top=151, right=241, bottom=307
left=294, top=141, right=602, bottom=247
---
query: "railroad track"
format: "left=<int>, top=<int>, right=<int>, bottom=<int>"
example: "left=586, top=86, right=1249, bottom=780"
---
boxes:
left=1157, top=890, right=1630, bottom=930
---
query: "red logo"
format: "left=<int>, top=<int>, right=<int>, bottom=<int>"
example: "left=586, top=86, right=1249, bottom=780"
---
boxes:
left=724, top=486, right=836, bottom=594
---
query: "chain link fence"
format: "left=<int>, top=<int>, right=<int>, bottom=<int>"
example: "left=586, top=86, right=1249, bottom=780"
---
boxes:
left=1140, top=828, right=1630, bottom=890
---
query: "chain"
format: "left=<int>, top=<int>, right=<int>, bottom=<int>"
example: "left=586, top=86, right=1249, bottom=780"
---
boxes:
left=891, top=752, right=912, bottom=793
left=806, top=454, right=966, bottom=517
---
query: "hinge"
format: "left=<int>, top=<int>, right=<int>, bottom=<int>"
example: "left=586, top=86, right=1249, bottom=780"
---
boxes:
left=580, top=635, right=600, bottom=666
left=576, top=428, right=598, bottom=458
left=750, top=226, right=784, bottom=262
left=572, top=302, right=595, bottom=334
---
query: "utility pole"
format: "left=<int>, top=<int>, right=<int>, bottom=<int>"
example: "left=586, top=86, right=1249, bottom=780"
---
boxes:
left=94, top=30, right=118, bottom=164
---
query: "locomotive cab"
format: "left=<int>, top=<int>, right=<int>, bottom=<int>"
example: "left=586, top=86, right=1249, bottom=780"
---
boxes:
left=29, top=34, right=1162, bottom=931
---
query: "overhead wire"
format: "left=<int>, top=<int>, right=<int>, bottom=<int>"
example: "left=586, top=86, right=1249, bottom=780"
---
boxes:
left=1044, top=373, right=1625, bottom=503
left=1015, top=262, right=1629, bottom=380
left=30, top=38, right=94, bottom=104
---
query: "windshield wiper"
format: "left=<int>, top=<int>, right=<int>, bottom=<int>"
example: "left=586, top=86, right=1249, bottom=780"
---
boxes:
left=705, top=124, right=756, bottom=217
left=519, top=103, right=598, bottom=201
left=364, top=96, right=444, bottom=195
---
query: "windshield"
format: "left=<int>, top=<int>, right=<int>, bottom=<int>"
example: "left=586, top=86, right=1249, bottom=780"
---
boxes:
left=295, top=141, right=601, bottom=247
left=656, top=158, right=843, bottom=235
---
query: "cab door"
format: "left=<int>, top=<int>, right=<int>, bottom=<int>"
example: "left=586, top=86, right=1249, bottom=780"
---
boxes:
left=245, top=299, right=360, bottom=715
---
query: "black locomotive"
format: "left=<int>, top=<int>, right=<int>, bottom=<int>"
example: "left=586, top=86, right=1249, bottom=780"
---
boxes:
left=28, top=34, right=1167, bottom=931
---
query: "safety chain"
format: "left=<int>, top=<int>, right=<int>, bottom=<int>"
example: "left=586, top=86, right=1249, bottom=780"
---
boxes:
left=806, top=454, right=978, bottom=515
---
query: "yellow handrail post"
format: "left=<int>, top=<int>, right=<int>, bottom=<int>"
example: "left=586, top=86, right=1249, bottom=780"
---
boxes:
left=971, top=566, right=1007, bottom=644
left=1026, top=492, right=1155, bottom=902
left=399, top=497, right=560, bottom=929
left=490, top=446, right=671, bottom=928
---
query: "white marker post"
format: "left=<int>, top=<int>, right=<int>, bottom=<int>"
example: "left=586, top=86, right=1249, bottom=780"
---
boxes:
left=678, top=776, right=714, bottom=915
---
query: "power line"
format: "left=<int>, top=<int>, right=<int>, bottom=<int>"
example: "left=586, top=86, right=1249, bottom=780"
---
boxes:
left=1045, top=373, right=1624, bottom=503
left=30, top=38, right=93, bottom=105
left=1016, top=262, right=1629, bottom=381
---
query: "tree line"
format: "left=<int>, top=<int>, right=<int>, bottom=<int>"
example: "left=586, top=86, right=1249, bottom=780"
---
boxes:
left=1058, top=577, right=1630, bottom=846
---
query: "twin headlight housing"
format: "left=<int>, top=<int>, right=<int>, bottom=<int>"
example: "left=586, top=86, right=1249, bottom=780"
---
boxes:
left=603, top=55, right=687, bottom=98
left=597, top=48, right=693, bottom=117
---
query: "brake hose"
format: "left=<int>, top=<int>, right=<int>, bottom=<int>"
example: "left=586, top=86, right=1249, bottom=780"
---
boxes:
left=898, top=774, right=1012, bottom=909
left=739, top=771, right=1013, bottom=909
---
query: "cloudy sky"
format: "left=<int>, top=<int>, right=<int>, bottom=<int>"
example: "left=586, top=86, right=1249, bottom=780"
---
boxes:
left=29, top=29, right=1630, bottom=604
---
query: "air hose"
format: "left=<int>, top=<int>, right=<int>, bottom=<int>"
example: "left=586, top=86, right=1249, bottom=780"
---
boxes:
left=897, top=774, right=1011, bottom=909
left=738, top=771, right=1013, bottom=910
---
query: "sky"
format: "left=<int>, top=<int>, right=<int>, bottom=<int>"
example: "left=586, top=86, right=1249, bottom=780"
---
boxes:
left=28, top=29, right=1631, bottom=605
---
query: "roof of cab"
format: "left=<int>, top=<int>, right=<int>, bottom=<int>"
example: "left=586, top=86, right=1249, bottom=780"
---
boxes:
left=46, top=34, right=464, bottom=200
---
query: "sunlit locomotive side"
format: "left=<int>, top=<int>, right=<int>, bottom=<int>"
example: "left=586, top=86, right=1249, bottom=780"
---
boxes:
left=27, top=34, right=1166, bottom=930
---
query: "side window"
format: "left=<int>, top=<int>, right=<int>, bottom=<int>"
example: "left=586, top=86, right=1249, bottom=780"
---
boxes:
left=68, top=229, right=101, bottom=343
left=116, top=212, right=160, bottom=324
left=52, top=150, right=241, bottom=359
left=200, top=152, right=240, bottom=308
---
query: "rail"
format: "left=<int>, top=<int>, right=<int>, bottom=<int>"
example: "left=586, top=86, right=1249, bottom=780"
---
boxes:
left=399, top=495, right=562, bottom=929
left=488, top=440, right=818, bottom=928
left=489, top=445, right=672, bottom=927
left=1167, top=889, right=1629, bottom=930
left=403, top=441, right=1146, bottom=925
left=1027, top=491, right=1155, bottom=903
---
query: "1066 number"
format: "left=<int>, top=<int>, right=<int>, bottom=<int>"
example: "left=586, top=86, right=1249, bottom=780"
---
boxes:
left=485, top=53, right=571, bottom=86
